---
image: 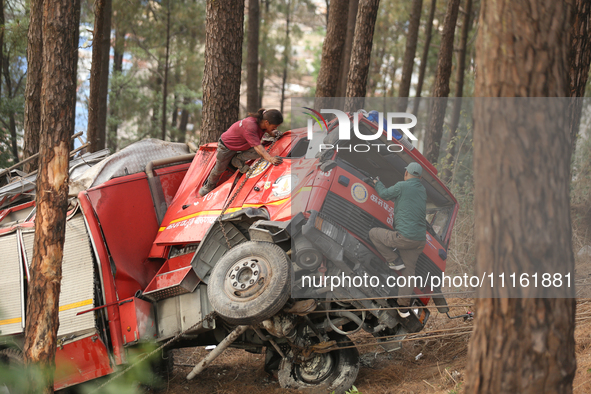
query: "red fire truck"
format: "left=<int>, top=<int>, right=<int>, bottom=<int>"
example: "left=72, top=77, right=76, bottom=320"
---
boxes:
left=0, top=112, right=459, bottom=393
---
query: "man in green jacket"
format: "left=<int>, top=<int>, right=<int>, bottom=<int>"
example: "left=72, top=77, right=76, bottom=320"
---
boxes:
left=368, top=162, right=427, bottom=316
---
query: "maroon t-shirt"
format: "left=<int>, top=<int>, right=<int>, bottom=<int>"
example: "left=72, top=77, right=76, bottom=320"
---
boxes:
left=220, top=117, right=265, bottom=151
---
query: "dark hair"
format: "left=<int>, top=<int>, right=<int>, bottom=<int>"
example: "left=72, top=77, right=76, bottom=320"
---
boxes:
left=248, top=108, right=283, bottom=125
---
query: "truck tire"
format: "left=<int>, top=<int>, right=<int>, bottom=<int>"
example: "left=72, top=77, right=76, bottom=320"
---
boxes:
left=278, top=333, right=360, bottom=394
left=207, top=241, right=290, bottom=325
left=0, top=348, right=24, bottom=393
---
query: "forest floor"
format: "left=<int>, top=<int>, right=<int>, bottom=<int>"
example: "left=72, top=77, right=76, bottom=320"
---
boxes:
left=137, top=293, right=591, bottom=394
left=136, top=205, right=591, bottom=394
left=142, top=244, right=591, bottom=394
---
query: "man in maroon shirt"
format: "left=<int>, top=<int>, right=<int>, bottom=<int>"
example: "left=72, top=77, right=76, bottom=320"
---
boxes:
left=199, top=109, right=284, bottom=197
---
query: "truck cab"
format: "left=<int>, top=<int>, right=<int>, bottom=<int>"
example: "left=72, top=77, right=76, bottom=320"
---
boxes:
left=0, top=111, right=459, bottom=394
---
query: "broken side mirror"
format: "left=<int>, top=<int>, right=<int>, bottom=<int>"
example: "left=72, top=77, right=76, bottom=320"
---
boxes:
left=315, top=148, right=334, bottom=162
left=319, top=160, right=337, bottom=173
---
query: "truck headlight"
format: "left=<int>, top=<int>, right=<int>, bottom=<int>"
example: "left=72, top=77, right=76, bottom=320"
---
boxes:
left=272, top=174, right=298, bottom=198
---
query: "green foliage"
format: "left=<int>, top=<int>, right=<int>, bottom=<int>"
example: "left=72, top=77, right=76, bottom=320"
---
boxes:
left=78, top=343, right=167, bottom=394
left=107, top=0, right=206, bottom=149
left=0, top=0, right=28, bottom=166
left=572, top=112, right=591, bottom=206
left=448, top=381, right=464, bottom=394
left=331, top=386, right=362, bottom=394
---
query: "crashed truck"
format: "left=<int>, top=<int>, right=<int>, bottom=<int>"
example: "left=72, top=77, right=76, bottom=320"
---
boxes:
left=0, top=112, right=459, bottom=393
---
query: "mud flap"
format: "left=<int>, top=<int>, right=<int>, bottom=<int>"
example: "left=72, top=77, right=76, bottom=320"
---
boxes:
left=432, top=292, right=450, bottom=313
left=190, top=221, right=247, bottom=283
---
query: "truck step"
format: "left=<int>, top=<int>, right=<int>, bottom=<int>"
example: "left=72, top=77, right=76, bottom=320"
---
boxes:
left=143, top=255, right=200, bottom=301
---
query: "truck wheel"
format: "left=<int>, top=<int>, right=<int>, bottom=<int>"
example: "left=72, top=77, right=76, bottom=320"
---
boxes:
left=0, top=348, right=24, bottom=393
left=207, top=241, right=291, bottom=325
left=278, top=333, right=360, bottom=394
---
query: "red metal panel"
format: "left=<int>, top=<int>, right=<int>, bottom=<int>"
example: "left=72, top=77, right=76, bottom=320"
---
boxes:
left=119, top=297, right=157, bottom=345
left=154, top=136, right=295, bottom=246
left=79, top=194, right=126, bottom=365
left=54, top=334, right=114, bottom=391
left=85, top=164, right=190, bottom=299
left=153, top=163, right=191, bottom=205
left=86, top=176, right=164, bottom=299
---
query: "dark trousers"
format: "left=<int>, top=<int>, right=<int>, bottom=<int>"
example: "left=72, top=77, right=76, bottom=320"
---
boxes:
left=206, top=141, right=259, bottom=187
left=369, top=228, right=426, bottom=307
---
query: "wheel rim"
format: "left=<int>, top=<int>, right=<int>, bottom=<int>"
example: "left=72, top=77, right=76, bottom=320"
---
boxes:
left=295, top=352, right=336, bottom=384
left=223, top=256, right=269, bottom=300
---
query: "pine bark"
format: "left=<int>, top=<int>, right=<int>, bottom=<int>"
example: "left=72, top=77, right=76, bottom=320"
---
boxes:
left=200, top=0, right=245, bottom=144
left=0, top=0, right=3, bottom=102
left=568, top=0, right=591, bottom=155
left=315, top=0, right=348, bottom=109
left=97, top=0, right=112, bottom=151
left=23, top=0, right=44, bottom=173
left=69, top=1, right=81, bottom=149
left=412, top=0, right=436, bottom=116
left=336, top=0, right=359, bottom=98
left=442, top=0, right=472, bottom=183
left=258, top=0, right=269, bottom=109
left=107, top=26, right=125, bottom=151
left=87, top=0, right=106, bottom=152
left=280, top=0, right=291, bottom=114
left=1, top=47, right=19, bottom=162
left=397, top=0, right=423, bottom=112
left=23, top=1, right=79, bottom=393
left=344, top=0, right=380, bottom=113
left=161, top=0, right=171, bottom=141
left=423, top=0, right=460, bottom=165
left=179, top=96, right=190, bottom=139
left=246, top=0, right=260, bottom=114
left=465, top=1, right=576, bottom=393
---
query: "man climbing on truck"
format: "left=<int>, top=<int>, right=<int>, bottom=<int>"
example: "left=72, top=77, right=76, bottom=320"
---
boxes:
left=199, top=108, right=284, bottom=196
left=368, top=162, right=427, bottom=317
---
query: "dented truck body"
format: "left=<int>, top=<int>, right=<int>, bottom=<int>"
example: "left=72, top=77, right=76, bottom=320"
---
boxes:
left=0, top=113, right=458, bottom=393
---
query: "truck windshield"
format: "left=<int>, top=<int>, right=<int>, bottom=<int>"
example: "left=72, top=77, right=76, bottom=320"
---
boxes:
left=332, top=120, right=456, bottom=245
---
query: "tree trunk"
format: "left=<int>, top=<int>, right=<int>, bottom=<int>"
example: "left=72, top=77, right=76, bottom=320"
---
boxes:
left=179, top=96, right=190, bottom=141
left=397, top=0, right=423, bottom=112
left=315, top=0, right=348, bottom=109
left=442, top=0, right=472, bottom=183
left=465, top=1, right=576, bottom=393
left=161, top=0, right=171, bottom=141
left=344, top=0, right=380, bottom=113
left=97, top=0, right=112, bottom=151
left=0, top=0, right=3, bottom=103
left=412, top=0, right=436, bottom=116
left=366, top=39, right=385, bottom=95
left=87, top=0, right=106, bottom=153
left=23, top=1, right=79, bottom=392
left=568, top=0, right=591, bottom=155
left=280, top=0, right=291, bottom=115
left=423, top=0, right=460, bottom=165
left=1, top=47, right=18, bottom=162
left=200, top=0, right=245, bottom=144
left=336, top=0, right=359, bottom=98
left=69, top=1, right=81, bottom=150
left=8, top=113, right=17, bottom=162
left=258, top=0, right=269, bottom=109
left=23, top=0, right=44, bottom=173
left=246, top=0, right=260, bottom=114
left=107, top=26, right=125, bottom=152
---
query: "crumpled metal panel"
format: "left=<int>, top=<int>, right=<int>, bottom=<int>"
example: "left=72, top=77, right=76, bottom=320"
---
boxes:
left=22, top=215, right=96, bottom=337
left=0, top=233, right=24, bottom=335
left=69, top=139, right=190, bottom=195
left=0, top=149, right=110, bottom=209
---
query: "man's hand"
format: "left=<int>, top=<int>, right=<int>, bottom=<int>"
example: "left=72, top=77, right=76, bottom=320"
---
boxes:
left=255, top=144, right=283, bottom=166
left=269, top=156, right=283, bottom=166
